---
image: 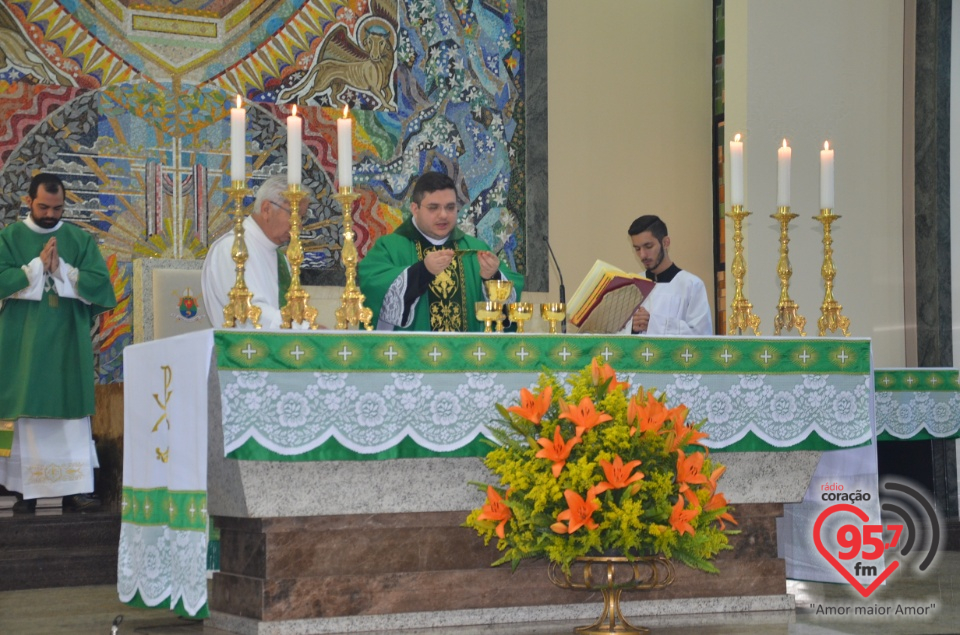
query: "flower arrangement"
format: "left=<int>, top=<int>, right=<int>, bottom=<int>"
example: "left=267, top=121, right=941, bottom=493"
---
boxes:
left=465, top=358, right=737, bottom=573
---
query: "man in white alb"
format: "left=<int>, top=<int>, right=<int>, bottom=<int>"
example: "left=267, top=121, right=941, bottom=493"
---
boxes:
left=202, top=175, right=315, bottom=329
left=623, top=215, right=713, bottom=336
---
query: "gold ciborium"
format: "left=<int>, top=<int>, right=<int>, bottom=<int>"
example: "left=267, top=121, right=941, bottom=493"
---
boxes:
left=540, top=302, right=566, bottom=334
left=476, top=301, right=504, bottom=333
left=507, top=302, right=534, bottom=334
left=485, top=279, right=514, bottom=303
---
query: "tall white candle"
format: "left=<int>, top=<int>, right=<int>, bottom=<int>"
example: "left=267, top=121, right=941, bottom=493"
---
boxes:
left=337, top=105, right=353, bottom=189
left=820, top=141, right=834, bottom=209
left=230, top=95, right=245, bottom=183
left=729, top=133, right=744, bottom=206
left=777, top=138, right=791, bottom=207
left=287, top=105, right=302, bottom=186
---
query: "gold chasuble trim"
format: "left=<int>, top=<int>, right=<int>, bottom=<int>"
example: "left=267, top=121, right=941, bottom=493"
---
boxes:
left=416, top=242, right=468, bottom=331
left=0, top=420, right=13, bottom=457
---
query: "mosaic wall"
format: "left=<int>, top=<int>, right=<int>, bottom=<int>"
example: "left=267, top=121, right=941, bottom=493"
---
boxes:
left=0, top=0, right=529, bottom=382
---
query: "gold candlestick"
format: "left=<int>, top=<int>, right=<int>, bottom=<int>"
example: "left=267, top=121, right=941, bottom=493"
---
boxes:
left=726, top=205, right=761, bottom=335
left=771, top=206, right=806, bottom=336
left=334, top=186, right=373, bottom=330
left=280, top=184, right=320, bottom=329
left=222, top=180, right=262, bottom=329
left=814, top=208, right=850, bottom=336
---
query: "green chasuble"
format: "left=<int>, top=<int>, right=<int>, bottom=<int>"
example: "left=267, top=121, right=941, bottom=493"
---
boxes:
left=358, top=218, right=524, bottom=332
left=0, top=221, right=117, bottom=420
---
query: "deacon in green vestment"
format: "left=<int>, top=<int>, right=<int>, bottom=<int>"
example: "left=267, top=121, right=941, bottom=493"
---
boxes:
left=0, top=173, right=117, bottom=507
left=358, top=171, right=524, bottom=332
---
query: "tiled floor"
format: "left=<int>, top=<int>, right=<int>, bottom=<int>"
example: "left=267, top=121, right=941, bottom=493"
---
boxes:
left=1, top=552, right=958, bottom=634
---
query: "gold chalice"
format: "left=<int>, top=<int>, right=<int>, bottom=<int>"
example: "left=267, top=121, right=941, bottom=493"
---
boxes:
left=507, top=302, right=534, bottom=333
left=485, top=279, right=514, bottom=304
left=476, top=301, right=504, bottom=333
left=540, top=302, right=566, bottom=334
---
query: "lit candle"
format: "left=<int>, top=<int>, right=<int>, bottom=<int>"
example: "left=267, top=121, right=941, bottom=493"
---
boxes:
left=777, top=138, right=791, bottom=207
left=820, top=141, right=834, bottom=209
left=729, top=133, right=744, bottom=206
left=337, top=105, right=353, bottom=189
left=230, top=95, right=245, bottom=183
left=287, top=105, right=302, bottom=186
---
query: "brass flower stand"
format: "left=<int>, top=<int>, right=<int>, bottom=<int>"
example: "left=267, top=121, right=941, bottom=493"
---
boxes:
left=548, top=556, right=676, bottom=635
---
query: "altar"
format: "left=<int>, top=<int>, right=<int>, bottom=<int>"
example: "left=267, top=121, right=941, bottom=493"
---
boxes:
left=119, top=329, right=873, bottom=634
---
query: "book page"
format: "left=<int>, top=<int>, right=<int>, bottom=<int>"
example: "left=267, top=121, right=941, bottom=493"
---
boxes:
left=578, top=286, right=644, bottom=334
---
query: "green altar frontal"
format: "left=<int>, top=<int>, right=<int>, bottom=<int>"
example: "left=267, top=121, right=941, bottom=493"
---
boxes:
left=875, top=368, right=960, bottom=441
left=215, top=332, right=872, bottom=460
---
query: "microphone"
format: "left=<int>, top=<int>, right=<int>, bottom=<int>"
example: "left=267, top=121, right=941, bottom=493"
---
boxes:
left=543, top=235, right=566, bottom=333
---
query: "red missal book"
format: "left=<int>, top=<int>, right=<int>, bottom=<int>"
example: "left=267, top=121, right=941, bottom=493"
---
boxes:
left=569, top=260, right=656, bottom=333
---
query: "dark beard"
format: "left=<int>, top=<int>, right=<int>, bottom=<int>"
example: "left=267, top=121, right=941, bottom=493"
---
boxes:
left=33, top=216, right=59, bottom=229
left=648, top=242, right=665, bottom=272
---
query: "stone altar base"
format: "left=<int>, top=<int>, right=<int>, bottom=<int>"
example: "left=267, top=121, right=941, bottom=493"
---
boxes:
left=208, top=503, right=789, bottom=634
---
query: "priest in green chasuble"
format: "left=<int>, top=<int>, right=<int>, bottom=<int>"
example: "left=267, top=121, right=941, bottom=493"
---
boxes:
left=358, top=172, right=523, bottom=331
left=0, top=173, right=117, bottom=511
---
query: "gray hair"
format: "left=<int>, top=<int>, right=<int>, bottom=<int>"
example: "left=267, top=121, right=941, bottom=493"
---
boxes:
left=252, top=174, right=314, bottom=215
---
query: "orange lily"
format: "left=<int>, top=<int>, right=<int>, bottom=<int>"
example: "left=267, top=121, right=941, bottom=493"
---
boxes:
left=593, top=455, right=644, bottom=495
left=477, top=486, right=512, bottom=539
left=669, top=495, right=699, bottom=536
left=507, top=385, right=553, bottom=425
left=559, top=396, right=612, bottom=437
left=705, top=491, right=737, bottom=530
left=667, top=421, right=710, bottom=453
left=676, top=449, right=709, bottom=492
left=551, top=489, right=600, bottom=534
left=629, top=391, right=669, bottom=435
left=706, top=465, right=726, bottom=495
left=591, top=358, right=629, bottom=392
left=536, top=426, right=581, bottom=477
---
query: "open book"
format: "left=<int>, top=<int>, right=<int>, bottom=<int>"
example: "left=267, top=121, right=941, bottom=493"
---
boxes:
left=568, top=260, right=656, bottom=333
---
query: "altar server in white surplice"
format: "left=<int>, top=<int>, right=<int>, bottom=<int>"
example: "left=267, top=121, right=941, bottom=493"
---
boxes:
left=621, top=215, right=713, bottom=336
left=202, top=175, right=315, bottom=329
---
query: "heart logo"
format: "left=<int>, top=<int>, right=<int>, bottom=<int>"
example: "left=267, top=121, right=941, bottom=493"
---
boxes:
left=813, top=503, right=900, bottom=597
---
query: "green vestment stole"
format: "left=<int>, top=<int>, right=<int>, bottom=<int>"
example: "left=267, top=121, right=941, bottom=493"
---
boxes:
left=0, top=221, right=117, bottom=420
left=277, top=248, right=290, bottom=308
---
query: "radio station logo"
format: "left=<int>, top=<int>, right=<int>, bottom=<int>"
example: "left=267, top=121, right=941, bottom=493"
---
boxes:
left=813, top=478, right=941, bottom=598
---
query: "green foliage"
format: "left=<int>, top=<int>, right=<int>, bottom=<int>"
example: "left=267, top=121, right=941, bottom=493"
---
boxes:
left=464, top=359, right=737, bottom=574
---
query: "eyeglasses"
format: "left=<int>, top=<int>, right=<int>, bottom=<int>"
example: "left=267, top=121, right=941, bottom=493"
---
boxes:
left=270, top=200, right=292, bottom=214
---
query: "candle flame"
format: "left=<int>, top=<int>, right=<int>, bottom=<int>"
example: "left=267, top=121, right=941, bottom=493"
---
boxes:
left=824, top=141, right=830, bottom=151
left=343, top=104, right=349, bottom=118
left=782, top=138, right=788, bottom=148
left=291, top=104, right=297, bottom=117
left=236, top=95, right=241, bottom=109
left=734, top=133, right=741, bottom=142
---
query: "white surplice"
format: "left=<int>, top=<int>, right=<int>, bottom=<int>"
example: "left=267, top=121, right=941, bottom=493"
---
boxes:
left=621, top=268, right=713, bottom=336
left=201, top=216, right=286, bottom=329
